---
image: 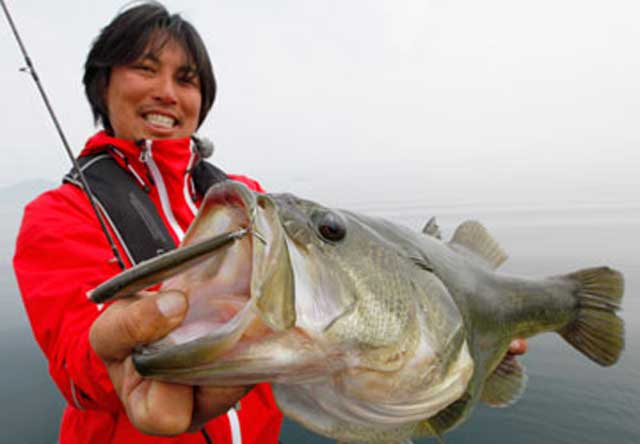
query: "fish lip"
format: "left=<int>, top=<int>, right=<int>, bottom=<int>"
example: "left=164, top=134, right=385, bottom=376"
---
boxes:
left=133, top=301, right=257, bottom=375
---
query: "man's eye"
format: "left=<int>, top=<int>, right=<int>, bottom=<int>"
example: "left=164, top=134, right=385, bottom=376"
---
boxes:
left=133, top=64, right=154, bottom=73
left=179, top=73, right=199, bottom=86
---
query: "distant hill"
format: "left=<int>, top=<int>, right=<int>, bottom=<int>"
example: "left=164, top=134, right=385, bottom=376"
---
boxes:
left=0, top=179, right=56, bottom=206
left=0, top=179, right=67, bottom=439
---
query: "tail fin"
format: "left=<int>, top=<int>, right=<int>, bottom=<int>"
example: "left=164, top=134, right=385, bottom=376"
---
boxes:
left=559, top=267, right=624, bottom=366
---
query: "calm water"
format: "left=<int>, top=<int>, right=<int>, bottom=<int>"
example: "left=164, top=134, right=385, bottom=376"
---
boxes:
left=2, top=197, right=638, bottom=444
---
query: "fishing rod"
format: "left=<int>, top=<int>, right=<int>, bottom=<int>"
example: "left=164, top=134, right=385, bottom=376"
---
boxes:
left=1, top=0, right=126, bottom=270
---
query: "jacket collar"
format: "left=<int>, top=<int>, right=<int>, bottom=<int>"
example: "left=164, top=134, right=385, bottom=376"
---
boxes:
left=80, top=131, right=198, bottom=179
left=82, top=131, right=193, bottom=159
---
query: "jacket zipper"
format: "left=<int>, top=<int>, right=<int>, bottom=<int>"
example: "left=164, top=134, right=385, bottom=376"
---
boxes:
left=183, top=140, right=199, bottom=217
left=141, top=140, right=186, bottom=241
left=141, top=141, right=244, bottom=444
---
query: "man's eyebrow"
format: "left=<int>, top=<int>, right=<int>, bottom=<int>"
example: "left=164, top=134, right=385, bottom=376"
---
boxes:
left=140, top=52, right=160, bottom=63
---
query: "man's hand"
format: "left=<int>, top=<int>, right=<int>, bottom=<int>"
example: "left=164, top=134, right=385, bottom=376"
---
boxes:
left=508, top=338, right=528, bottom=356
left=90, top=290, right=249, bottom=435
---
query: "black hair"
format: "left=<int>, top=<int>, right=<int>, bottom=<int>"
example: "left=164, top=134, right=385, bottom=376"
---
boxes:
left=83, top=1, right=216, bottom=132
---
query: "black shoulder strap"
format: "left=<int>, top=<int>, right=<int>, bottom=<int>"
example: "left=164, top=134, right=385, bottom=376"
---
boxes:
left=191, top=159, right=228, bottom=197
left=64, top=153, right=176, bottom=265
left=64, top=152, right=228, bottom=266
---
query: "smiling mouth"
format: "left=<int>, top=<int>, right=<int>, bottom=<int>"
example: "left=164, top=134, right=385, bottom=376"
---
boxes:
left=144, top=113, right=177, bottom=129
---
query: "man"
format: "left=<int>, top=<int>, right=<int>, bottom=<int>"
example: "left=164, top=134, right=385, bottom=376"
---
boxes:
left=14, top=3, right=282, bottom=443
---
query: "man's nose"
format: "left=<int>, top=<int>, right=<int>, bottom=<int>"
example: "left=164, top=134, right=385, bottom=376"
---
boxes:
left=153, top=73, right=178, bottom=104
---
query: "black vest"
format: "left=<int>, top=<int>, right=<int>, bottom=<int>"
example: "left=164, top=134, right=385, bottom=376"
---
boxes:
left=63, top=149, right=227, bottom=267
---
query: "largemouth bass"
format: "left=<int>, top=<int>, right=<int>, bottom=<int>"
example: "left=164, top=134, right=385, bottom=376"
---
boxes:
left=91, top=181, right=624, bottom=443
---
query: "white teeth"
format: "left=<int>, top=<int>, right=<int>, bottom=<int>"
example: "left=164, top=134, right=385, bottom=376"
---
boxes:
left=145, top=113, right=176, bottom=128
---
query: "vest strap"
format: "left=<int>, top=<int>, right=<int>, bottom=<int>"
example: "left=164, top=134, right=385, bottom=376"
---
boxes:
left=63, top=150, right=227, bottom=265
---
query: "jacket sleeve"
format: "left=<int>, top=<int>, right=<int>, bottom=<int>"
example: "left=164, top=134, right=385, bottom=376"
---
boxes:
left=13, top=185, right=124, bottom=412
left=228, top=174, right=266, bottom=193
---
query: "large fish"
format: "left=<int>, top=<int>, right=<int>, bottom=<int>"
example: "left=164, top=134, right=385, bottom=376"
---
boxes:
left=91, top=181, right=625, bottom=443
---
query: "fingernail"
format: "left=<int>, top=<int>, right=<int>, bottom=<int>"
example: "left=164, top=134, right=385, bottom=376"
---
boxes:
left=157, top=291, right=187, bottom=318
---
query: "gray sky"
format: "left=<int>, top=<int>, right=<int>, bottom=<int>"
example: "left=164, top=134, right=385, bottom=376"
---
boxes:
left=1, top=0, right=639, bottom=207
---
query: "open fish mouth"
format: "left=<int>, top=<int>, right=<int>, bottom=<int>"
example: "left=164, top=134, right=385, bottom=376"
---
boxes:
left=143, top=186, right=255, bottom=344
left=134, top=181, right=298, bottom=379
left=133, top=182, right=259, bottom=374
left=91, top=181, right=296, bottom=380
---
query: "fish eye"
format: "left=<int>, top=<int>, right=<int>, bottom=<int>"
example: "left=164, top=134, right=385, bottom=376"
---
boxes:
left=312, top=211, right=346, bottom=242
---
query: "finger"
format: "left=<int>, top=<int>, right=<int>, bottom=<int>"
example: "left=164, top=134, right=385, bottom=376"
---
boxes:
left=508, top=338, right=528, bottom=355
left=90, top=290, right=188, bottom=362
left=187, top=385, right=252, bottom=433
left=122, top=357, right=194, bottom=436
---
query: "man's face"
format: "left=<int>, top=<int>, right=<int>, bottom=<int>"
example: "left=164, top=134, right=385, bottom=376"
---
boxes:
left=105, top=39, right=202, bottom=140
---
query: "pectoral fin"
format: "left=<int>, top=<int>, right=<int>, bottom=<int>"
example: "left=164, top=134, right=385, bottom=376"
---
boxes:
left=480, top=354, right=527, bottom=407
left=420, top=392, right=471, bottom=437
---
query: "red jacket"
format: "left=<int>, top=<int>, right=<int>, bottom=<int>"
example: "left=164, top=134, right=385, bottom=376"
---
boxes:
left=13, top=131, right=283, bottom=444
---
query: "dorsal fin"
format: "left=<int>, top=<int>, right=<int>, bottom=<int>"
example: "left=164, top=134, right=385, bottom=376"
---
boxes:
left=422, top=216, right=442, bottom=239
left=449, top=220, right=507, bottom=269
left=481, top=355, right=528, bottom=407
